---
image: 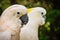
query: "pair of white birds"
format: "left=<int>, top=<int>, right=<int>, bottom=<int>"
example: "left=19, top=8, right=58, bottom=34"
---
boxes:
left=0, top=4, right=46, bottom=40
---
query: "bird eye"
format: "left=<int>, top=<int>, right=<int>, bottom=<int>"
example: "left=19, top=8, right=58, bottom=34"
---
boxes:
left=17, top=12, right=20, bottom=14
left=41, top=12, right=43, bottom=15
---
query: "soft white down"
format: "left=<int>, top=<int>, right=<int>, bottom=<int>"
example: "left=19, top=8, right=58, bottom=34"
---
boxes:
left=20, top=7, right=46, bottom=40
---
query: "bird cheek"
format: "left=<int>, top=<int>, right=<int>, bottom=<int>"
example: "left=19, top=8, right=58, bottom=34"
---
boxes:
left=39, top=18, right=45, bottom=25
left=42, top=18, right=45, bottom=25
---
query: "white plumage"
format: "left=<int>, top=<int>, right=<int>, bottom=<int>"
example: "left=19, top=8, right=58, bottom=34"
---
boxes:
left=0, top=31, right=11, bottom=40
left=0, top=4, right=27, bottom=40
left=20, top=7, right=46, bottom=40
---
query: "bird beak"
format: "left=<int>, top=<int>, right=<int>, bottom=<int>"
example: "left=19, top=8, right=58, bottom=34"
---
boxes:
left=20, top=8, right=32, bottom=25
left=20, top=14, right=29, bottom=25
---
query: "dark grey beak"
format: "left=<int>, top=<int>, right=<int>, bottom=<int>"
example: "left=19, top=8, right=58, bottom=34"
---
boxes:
left=20, top=14, right=29, bottom=25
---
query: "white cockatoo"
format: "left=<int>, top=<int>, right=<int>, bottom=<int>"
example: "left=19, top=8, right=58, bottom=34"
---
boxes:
left=20, top=7, right=46, bottom=40
left=0, top=4, right=28, bottom=40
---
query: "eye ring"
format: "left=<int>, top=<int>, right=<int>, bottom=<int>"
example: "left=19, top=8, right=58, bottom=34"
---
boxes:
left=17, top=12, right=20, bottom=14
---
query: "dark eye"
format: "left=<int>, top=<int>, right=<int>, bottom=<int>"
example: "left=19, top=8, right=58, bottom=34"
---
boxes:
left=41, top=12, right=43, bottom=15
left=17, top=12, right=20, bottom=14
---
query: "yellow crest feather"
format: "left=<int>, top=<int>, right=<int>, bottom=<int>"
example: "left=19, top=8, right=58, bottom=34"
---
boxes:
left=27, top=8, right=33, bottom=13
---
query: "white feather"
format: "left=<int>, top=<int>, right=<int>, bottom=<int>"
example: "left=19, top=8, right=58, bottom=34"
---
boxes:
left=20, top=7, right=46, bottom=40
left=0, top=4, right=27, bottom=40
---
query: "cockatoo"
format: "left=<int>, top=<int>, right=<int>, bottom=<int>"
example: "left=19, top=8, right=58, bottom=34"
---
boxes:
left=0, top=4, right=28, bottom=40
left=20, top=7, right=46, bottom=40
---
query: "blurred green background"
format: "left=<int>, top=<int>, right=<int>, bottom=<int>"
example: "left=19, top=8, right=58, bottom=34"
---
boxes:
left=0, top=0, right=60, bottom=40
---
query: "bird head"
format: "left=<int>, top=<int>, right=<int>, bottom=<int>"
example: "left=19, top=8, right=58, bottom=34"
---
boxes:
left=27, top=7, right=46, bottom=25
left=1, top=4, right=28, bottom=25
